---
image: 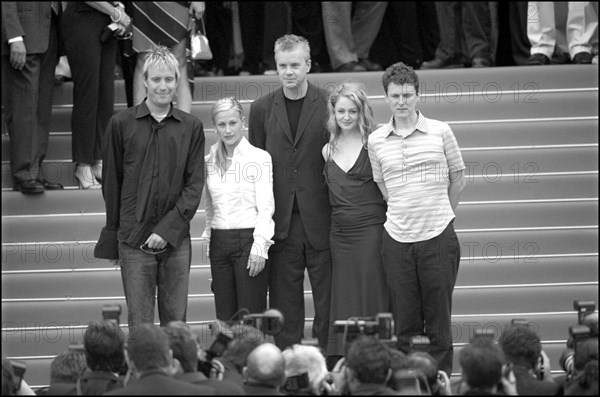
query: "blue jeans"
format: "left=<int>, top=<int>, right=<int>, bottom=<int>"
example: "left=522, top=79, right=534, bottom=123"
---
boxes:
left=381, top=220, right=460, bottom=376
left=118, top=237, right=191, bottom=328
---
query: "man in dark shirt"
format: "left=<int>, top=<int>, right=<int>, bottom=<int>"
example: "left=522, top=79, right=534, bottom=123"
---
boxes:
left=94, top=46, right=205, bottom=328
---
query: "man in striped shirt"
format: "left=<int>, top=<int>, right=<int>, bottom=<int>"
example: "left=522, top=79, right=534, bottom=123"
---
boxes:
left=367, top=62, right=466, bottom=377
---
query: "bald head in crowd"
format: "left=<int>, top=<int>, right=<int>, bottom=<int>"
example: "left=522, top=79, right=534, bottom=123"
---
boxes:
left=244, top=343, right=286, bottom=389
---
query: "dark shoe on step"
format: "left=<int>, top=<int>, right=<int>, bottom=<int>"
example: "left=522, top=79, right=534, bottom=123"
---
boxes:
left=14, top=179, right=45, bottom=194
left=38, top=179, right=64, bottom=190
left=358, top=58, right=382, bottom=71
left=527, top=53, right=551, bottom=65
left=334, top=61, right=367, bottom=72
left=572, top=52, right=592, bottom=64
left=471, top=57, right=492, bottom=67
left=420, top=56, right=466, bottom=69
left=552, top=52, right=571, bottom=64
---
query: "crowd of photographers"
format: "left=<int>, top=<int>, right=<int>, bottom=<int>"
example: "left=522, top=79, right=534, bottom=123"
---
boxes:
left=2, top=300, right=598, bottom=395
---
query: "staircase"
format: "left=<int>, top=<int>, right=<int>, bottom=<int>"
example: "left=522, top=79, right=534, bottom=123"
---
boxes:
left=2, top=65, right=598, bottom=388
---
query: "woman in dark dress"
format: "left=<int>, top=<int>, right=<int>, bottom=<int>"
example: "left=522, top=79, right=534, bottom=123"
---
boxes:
left=322, top=82, right=389, bottom=356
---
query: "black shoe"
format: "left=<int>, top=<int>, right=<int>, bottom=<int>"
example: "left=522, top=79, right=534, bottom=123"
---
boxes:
left=334, top=61, right=367, bottom=72
left=14, top=179, right=45, bottom=194
left=572, top=52, right=592, bottom=64
left=38, top=179, right=64, bottom=190
left=552, top=52, right=571, bottom=64
left=471, top=57, right=492, bottom=68
left=527, top=53, right=551, bottom=65
left=358, top=58, right=382, bottom=71
left=420, top=56, right=466, bottom=69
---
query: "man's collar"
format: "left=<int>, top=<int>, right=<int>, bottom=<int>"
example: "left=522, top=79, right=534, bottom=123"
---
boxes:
left=384, top=110, right=429, bottom=138
left=135, top=100, right=182, bottom=121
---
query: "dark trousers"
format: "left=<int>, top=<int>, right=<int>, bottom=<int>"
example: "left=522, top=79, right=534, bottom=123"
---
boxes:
left=291, top=2, right=329, bottom=67
left=118, top=237, right=191, bottom=328
left=262, top=2, right=291, bottom=70
left=372, top=2, right=439, bottom=69
left=2, top=13, right=58, bottom=184
left=435, top=2, right=492, bottom=61
left=61, top=4, right=116, bottom=165
left=239, top=2, right=264, bottom=73
left=381, top=220, right=460, bottom=376
left=210, top=228, right=269, bottom=321
left=268, top=213, right=332, bottom=350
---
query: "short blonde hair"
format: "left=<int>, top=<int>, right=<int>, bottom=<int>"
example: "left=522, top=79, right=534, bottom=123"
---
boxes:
left=143, top=45, right=180, bottom=81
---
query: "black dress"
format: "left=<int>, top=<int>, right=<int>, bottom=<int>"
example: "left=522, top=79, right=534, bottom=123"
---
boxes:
left=324, top=147, right=390, bottom=355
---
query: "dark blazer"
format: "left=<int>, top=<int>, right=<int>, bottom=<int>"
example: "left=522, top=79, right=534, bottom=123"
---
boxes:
left=248, top=82, right=331, bottom=250
left=1, top=2, right=52, bottom=55
left=103, top=370, right=215, bottom=395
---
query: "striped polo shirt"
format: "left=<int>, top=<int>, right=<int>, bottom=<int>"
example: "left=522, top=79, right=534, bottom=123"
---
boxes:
left=367, top=111, right=465, bottom=243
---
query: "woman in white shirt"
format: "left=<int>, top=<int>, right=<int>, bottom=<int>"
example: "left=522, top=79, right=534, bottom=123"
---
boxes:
left=202, top=97, right=275, bottom=321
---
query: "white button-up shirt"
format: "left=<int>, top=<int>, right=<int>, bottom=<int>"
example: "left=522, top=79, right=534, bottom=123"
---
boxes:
left=202, top=137, right=275, bottom=258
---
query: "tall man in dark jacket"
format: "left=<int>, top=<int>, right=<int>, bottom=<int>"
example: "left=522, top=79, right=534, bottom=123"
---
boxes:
left=249, top=34, right=332, bottom=350
left=2, top=2, right=64, bottom=193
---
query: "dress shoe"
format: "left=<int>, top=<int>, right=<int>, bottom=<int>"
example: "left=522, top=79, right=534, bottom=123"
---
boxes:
left=14, top=179, right=45, bottom=194
left=334, top=61, right=367, bottom=72
left=527, top=53, right=551, bottom=65
left=75, top=165, right=102, bottom=190
left=420, top=56, right=466, bottom=69
left=551, top=52, right=571, bottom=64
left=471, top=57, right=492, bottom=68
left=358, top=58, right=382, bottom=71
left=572, top=52, right=592, bottom=64
left=38, top=179, right=64, bottom=190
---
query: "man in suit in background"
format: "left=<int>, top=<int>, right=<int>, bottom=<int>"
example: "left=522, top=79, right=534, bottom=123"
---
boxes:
left=249, top=34, right=332, bottom=351
left=2, top=2, right=64, bottom=193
